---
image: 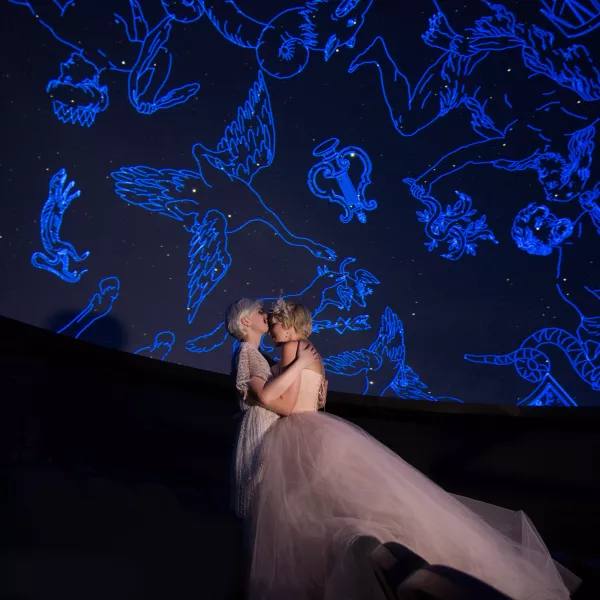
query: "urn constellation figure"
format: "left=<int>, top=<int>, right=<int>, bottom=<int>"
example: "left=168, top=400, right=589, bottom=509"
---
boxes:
left=308, top=138, right=377, bottom=224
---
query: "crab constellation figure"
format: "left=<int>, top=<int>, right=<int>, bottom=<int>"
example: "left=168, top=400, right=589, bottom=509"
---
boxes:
left=9, top=0, right=200, bottom=125
left=57, top=276, right=121, bottom=339
left=324, top=307, right=463, bottom=401
left=31, top=168, right=90, bottom=282
left=112, top=71, right=336, bottom=326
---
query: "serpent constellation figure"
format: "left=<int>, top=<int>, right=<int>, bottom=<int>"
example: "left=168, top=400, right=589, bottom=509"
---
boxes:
left=31, top=168, right=90, bottom=283
left=324, top=307, right=463, bottom=401
left=8, top=0, right=200, bottom=125
left=185, top=256, right=379, bottom=354
left=466, top=194, right=600, bottom=393
left=112, top=71, right=336, bottom=326
left=57, top=276, right=121, bottom=339
left=134, top=330, right=176, bottom=361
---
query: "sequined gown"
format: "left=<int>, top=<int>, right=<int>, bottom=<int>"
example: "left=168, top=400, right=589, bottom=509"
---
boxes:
left=231, top=342, right=578, bottom=600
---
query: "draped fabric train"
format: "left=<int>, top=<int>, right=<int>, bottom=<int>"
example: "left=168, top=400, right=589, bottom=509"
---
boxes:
left=247, top=371, right=579, bottom=600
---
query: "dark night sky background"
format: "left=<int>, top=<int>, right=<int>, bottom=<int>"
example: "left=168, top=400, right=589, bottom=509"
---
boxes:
left=0, top=0, right=599, bottom=405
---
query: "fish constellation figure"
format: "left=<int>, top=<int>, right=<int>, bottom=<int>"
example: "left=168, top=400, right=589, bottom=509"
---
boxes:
left=308, top=138, right=377, bottom=224
left=31, top=168, right=90, bottom=282
left=541, top=0, right=600, bottom=38
left=403, top=179, right=497, bottom=260
left=134, top=330, right=176, bottom=361
left=57, top=276, right=121, bottom=339
left=185, top=256, right=379, bottom=354
left=9, top=0, right=200, bottom=126
left=112, top=71, right=336, bottom=326
left=324, top=307, right=463, bottom=401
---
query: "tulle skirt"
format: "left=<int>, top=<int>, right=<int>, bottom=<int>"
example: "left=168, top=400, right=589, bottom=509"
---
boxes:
left=247, top=412, right=579, bottom=600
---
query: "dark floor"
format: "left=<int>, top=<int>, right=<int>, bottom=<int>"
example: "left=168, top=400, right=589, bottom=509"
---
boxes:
left=2, top=464, right=598, bottom=600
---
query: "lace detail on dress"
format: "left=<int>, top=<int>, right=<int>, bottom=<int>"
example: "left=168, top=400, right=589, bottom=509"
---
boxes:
left=234, top=342, right=273, bottom=409
left=232, top=342, right=279, bottom=518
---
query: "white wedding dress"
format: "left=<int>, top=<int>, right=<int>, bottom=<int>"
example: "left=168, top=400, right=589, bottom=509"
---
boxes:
left=232, top=342, right=579, bottom=600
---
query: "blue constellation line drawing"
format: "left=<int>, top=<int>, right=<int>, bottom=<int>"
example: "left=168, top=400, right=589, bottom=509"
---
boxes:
left=466, top=191, right=600, bottom=392
left=184, top=256, right=379, bottom=354
left=156, top=0, right=375, bottom=79
left=46, top=52, right=109, bottom=127
left=57, top=276, right=121, bottom=339
left=511, top=202, right=575, bottom=256
left=255, top=0, right=374, bottom=79
left=112, top=71, right=336, bottom=326
left=324, top=307, right=463, bottom=401
left=464, top=324, right=600, bottom=391
left=517, top=374, right=578, bottom=407
left=308, top=138, right=377, bottom=224
left=31, top=168, right=90, bottom=282
left=8, top=0, right=200, bottom=125
left=312, top=314, right=371, bottom=335
left=348, top=1, right=600, bottom=142
left=134, top=330, right=176, bottom=361
left=403, top=180, right=497, bottom=260
left=541, top=0, right=600, bottom=38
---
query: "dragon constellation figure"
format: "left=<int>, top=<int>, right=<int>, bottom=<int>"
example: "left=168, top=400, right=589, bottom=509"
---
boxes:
left=57, top=276, right=121, bottom=339
left=112, top=71, right=336, bottom=329
left=134, top=330, right=176, bottom=361
left=31, top=168, right=90, bottom=283
left=9, top=0, right=200, bottom=125
left=324, top=307, right=463, bottom=401
left=184, top=256, right=380, bottom=354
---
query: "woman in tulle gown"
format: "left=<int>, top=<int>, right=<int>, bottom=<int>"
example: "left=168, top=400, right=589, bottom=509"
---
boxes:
left=226, top=298, right=580, bottom=600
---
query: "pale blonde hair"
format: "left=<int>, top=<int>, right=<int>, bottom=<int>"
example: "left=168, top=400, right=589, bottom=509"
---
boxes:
left=225, top=298, right=262, bottom=340
left=271, top=298, right=313, bottom=337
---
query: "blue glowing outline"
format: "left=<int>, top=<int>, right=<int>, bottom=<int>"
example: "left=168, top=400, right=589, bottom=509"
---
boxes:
left=517, top=373, right=578, bottom=407
left=46, top=52, right=109, bottom=127
left=184, top=256, right=379, bottom=354
left=31, top=168, right=90, bottom=282
left=403, top=180, right=497, bottom=260
left=348, top=3, right=600, bottom=140
left=308, top=138, right=377, bottom=224
left=8, top=0, right=200, bottom=124
left=324, top=307, right=463, bottom=402
left=112, top=72, right=336, bottom=325
left=57, top=276, right=121, bottom=339
left=540, top=0, right=600, bottom=38
left=255, top=1, right=374, bottom=79
left=134, top=330, right=176, bottom=361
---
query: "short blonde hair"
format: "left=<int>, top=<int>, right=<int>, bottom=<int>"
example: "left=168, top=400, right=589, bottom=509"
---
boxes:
left=271, top=300, right=312, bottom=337
left=225, top=298, right=261, bottom=340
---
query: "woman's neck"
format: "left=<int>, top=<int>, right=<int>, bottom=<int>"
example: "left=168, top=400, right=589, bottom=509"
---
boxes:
left=243, top=332, right=262, bottom=347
